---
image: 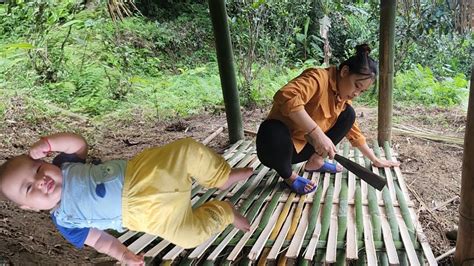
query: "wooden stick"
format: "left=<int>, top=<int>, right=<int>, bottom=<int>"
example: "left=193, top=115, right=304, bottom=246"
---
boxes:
left=430, top=195, right=459, bottom=212
left=201, top=126, right=224, bottom=145
left=435, top=247, right=455, bottom=261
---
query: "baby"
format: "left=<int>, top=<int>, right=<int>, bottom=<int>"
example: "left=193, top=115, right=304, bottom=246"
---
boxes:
left=0, top=132, right=252, bottom=265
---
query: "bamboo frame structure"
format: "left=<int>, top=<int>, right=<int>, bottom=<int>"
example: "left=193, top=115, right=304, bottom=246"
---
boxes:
left=116, top=128, right=437, bottom=265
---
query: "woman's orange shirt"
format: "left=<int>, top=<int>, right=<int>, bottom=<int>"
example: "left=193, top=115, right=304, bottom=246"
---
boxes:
left=267, top=67, right=366, bottom=153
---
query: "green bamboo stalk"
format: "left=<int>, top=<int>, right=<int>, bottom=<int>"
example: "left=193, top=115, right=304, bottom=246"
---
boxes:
left=336, top=250, right=346, bottom=266
left=337, top=142, right=350, bottom=242
left=337, top=176, right=348, bottom=242
left=355, top=183, right=363, bottom=241
left=319, top=183, right=334, bottom=242
left=300, top=260, right=309, bottom=266
left=193, top=188, right=218, bottom=208
left=378, top=252, right=389, bottom=266
left=417, top=250, right=425, bottom=265
left=220, top=261, right=231, bottom=266
left=202, top=260, right=214, bottom=266
left=304, top=174, right=324, bottom=239
left=395, top=183, right=416, bottom=243
left=364, top=152, right=382, bottom=242
left=383, top=141, right=398, bottom=181
left=314, top=249, right=326, bottom=265
left=367, top=186, right=381, bottom=241
left=178, top=258, right=191, bottom=266
left=382, top=187, right=400, bottom=241
left=398, top=251, right=408, bottom=265
left=354, top=147, right=364, bottom=241
left=253, top=191, right=284, bottom=237
left=356, top=252, right=366, bottom=266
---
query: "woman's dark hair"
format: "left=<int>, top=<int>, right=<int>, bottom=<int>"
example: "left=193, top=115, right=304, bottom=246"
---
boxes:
left=339, top=44, right=378, bottom=80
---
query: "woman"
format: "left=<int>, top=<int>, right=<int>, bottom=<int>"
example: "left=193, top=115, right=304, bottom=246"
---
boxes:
left=256, top=44, right=399, bottom=195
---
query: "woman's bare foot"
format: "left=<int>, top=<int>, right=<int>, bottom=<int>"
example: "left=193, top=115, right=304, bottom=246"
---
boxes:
left=219, top=167, right=253, bottom=190
left=304, top=153, right=342, bottom=172
left=228, top=202, right=250, bottom=232
left=284, top=172, right=316, bottom=192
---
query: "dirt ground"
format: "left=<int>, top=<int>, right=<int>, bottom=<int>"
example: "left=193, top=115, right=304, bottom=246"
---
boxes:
left=0, top=98, right=466, bottom=265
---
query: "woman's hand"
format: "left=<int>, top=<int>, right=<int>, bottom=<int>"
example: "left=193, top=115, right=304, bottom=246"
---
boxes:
left=29, top=138, right=51, bottom=159
left=372, top=157, right=400, bottom=168
left=305, top=126, right=337, bottom=159
left=121, top=250, right=145, bottom=265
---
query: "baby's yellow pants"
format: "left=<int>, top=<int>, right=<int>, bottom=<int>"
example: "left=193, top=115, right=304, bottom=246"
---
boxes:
left=122, top=138, right=234, bottom=248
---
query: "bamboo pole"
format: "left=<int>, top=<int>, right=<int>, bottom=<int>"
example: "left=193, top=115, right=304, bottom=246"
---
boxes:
left=378, top=0, right=396, bottom=144
left=208, top=0, right=243, bottom=143
left=455, top=67, right=474, bottom=265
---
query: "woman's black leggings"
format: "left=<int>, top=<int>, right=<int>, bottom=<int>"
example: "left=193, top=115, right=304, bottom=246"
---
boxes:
left=256, top=105, right=356, bottom=179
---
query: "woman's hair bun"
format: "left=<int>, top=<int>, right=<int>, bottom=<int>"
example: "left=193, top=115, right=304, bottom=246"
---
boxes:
left=355, top=44, right=371, bottom=56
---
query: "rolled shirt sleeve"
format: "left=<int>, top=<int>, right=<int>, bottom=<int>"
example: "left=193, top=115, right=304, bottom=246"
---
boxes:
left=346, top=120, right=367, bottom=147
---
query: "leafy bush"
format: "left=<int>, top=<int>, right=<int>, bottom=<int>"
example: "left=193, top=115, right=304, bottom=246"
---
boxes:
left=393, top=65, right=468, bottom=107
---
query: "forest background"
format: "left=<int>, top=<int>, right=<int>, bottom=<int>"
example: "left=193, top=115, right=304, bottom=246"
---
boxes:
left=0, top=0, right=472, bottom=124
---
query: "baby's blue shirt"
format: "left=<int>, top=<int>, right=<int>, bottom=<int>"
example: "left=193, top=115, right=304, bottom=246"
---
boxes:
left=51, top=160, right=126, bottom=248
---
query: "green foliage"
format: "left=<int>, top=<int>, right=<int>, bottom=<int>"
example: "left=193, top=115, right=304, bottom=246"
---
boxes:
left=393, top=65, right=469, bottom=107
left=0, top=0, right=471, bottom=124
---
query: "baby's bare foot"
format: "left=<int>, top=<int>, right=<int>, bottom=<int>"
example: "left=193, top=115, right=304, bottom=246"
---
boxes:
left=219, top=167, right=253, bottom=190
left=230, top=204, right=250, bottom=232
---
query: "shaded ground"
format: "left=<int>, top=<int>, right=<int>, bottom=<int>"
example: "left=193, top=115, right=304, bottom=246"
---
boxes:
left=0, top=99, right=465, bottom=264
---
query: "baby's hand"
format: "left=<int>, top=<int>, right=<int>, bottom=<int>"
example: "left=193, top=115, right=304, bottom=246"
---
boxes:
left=29, top=138, right=51, bottom=159
left=121, top=250, right=144, bottom=265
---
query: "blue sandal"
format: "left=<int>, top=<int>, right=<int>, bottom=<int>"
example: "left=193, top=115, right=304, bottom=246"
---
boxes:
left=305, top=161, right=340, bottom=174
left=286, top=175, right=317, bottom=195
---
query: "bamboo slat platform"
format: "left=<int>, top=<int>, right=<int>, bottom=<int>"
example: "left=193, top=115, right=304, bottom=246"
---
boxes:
left=119, top=131, right=437, bottom=265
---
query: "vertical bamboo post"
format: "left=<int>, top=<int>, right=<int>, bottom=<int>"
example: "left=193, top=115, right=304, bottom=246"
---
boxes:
left=377, top=0, right=396, bottom=144
left=455, top=67, right=474, bottom=265
left=208, top=0, right=244, bottom=143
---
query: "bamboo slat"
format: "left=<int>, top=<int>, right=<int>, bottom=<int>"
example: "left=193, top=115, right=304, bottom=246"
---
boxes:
left=303, top=211, right=322, bottom=260
left=267, top=206, right=295, bottom=260
left=226, top=211, right=264, bottom=261
left=248, top=203, right=285, bottom=260
left=326, top=167, right=343, bottom=263
left=347, top=162, right=358, bottom=260
left=363, top=206, right=377, bottom=265
left=286, top=205, right=310, bottom=258
left=395, top=208, right=421, bottom=266
left=127, top=234, right=159, bottom=253
left=143, top=240, right=170, bottom=258
left=379, top=207, right=400, bottom=264
left=118, top=230, right=137, bottom=243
